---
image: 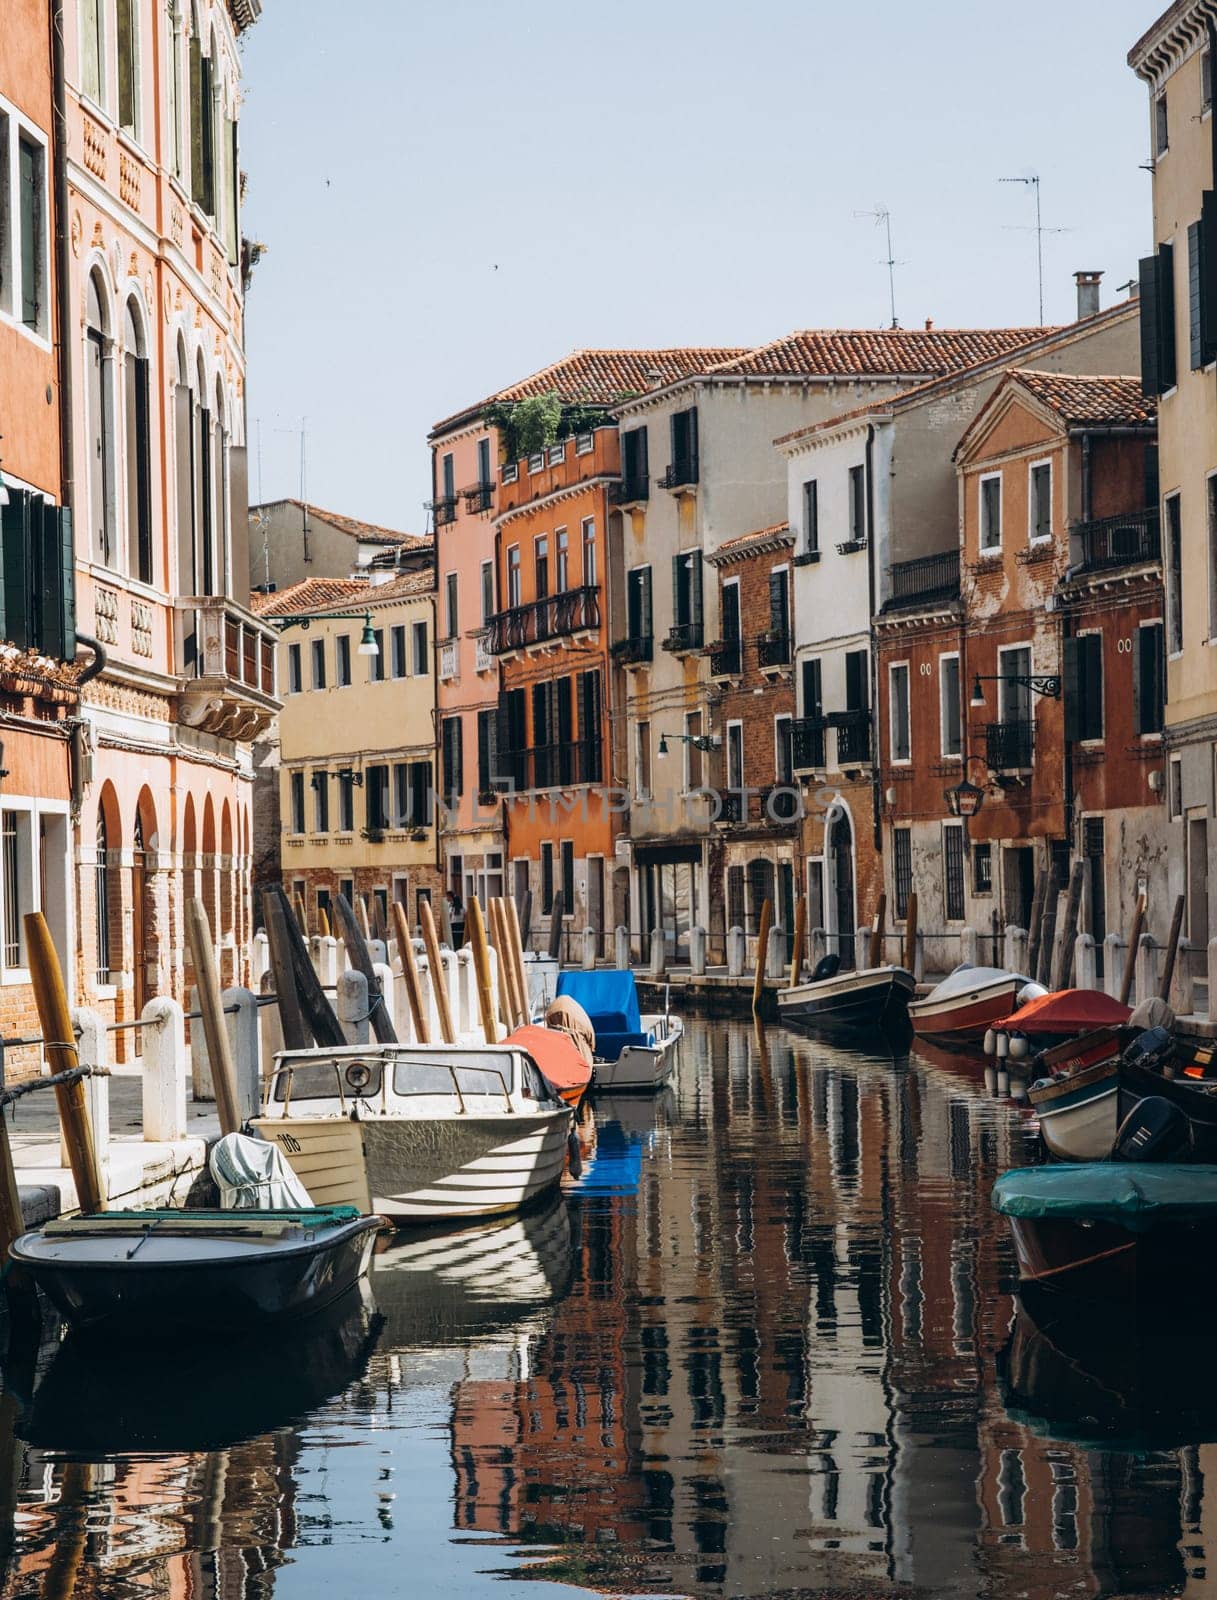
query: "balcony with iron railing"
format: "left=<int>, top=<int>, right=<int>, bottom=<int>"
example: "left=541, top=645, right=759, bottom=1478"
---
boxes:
left=463, top=482, right=494, bottom=514
left=498, top=739, right=603, bottom=793
left=759, top=783, right=802, bottom=824
left=610, top=476, right=650, bottom=508
left=756, top=629, right=791, bottom=669
left=707, top=787, right=743, bottom=824
left=829, top=710, right=872, bottom=766
left=791, top=717, right=827, bottom=770
left=438, top=640, right=459, bottom=681
left=986, top=718, right=1034, bottom=770
left=659, top=456, right=699, bottom=491
left=1073, top=508, right=1160, bottom=574
left=887, top=548, right=961, bottom=608
left=429, top=495, right=458, bottom=527
left=175, top=596, right=280, bottom=739
left=709, top=636, right=742, bottom=677
left=487, top=584, right=600, bottom=654
left=611, top=634, right=653, bottom=666
left=663, top=619, right=704, bottom=654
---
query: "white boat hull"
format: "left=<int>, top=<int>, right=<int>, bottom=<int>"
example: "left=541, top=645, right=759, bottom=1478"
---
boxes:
left=593, top=1019, right=683, bottom=1092
left=252, top=1109, right=571, bottom=1224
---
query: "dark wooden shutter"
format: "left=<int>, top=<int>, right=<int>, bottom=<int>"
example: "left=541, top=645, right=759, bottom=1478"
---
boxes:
left=845, top=650, right=868, bottom=712
left=690, top=554, right=702, bottom=628
left=722, top=581, right=740, bottom=641
left=1063, top=635, right=1081, bottom=741
left=1135, top=623, right=1165, bottom=734
left=40, top=499, right=73, bottom=661
left=1159, top=241, right=1177, bottom=392
left=671, top=553, right=685, bottom=626
left=557, top=676, right=573, bottom=784
left=769, top=568, right=788, bottom=635
left=1140, top=254, right=1161, bottom=397
left=477, top=710, right=491, bottom=793
left=2, top=493, right=30, bottom=651
left=1190, top=220, right=1204, bottom=370
left=802, top=657, right=822, bottom=718
left=688, top=406, right=699, bottom=474
left=1203, top=191, right=1217, bottom=359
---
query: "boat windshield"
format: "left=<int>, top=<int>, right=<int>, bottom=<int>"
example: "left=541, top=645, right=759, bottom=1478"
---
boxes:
left=392, top=1055, right=517, bottom=1098
left=271, top=1058, right=384, bottom=1102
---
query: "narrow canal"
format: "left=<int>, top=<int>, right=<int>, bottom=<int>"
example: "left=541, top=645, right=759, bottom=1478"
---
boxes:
left=0, top=1020, right=1209, bottom=1598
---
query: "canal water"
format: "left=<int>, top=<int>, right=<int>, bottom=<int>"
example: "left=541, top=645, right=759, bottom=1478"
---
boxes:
left=1, top=1019, right=1213, bottom=1598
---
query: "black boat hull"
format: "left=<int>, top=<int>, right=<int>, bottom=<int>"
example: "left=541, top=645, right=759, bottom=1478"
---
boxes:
left=778, top=966, right=915, bottom=1033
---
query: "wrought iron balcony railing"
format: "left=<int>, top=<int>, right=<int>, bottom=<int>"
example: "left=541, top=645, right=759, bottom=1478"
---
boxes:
left=610, top=477, right=650, bottom=507
left=791, top=717, right=827, bottom=770
left=986, top=718, right=1034, bottom=770
left=463, top=482, right=494, bottom=514
left=708, top=787, right=743, bottom=823
left=887, top=548, right=961, bottom=606
left=487, top=584, right=600, bottom=654
left=497, top=738, right=603, bottom=793
left=709, top=637, right=741, bottom=677
left=611, top=635, right=653, bottom=665
left=756, top=629, right=791, bottom=668
left=1074, top=508, right=1160, bottom=573
left=659, top=457, right=699, bottom=491
left=430, top=495, right=458, bottom=526
left=663, top=620, right=704, bottom=653
left=760, top=783, right=802, bottom=824
left=829, top=710, right=872, bottom=765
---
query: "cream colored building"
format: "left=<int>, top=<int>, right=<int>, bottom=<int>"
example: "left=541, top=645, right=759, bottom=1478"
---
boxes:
left=1130, top=1, right=1217, bottom=950
left=255, top=570, right=441, bottom=931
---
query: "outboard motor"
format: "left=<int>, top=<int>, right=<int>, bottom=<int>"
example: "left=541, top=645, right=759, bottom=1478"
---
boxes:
left=1113, top=1095, right=1193, bottom=1164
left=1121, top=1025, right=1176, bottom=1073
left=811, top=954, right=841, bottom=983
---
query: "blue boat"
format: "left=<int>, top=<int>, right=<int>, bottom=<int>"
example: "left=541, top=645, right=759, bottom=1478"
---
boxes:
left=554, top=970, right=682, bottom=1091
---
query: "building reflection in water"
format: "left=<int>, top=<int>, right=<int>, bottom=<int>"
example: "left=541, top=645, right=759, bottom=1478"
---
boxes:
left=0, top=1019, right=1215, bottom=1598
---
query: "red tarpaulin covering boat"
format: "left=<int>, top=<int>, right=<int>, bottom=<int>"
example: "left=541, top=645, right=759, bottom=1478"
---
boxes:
left=993, top=989, right=1131, bottom=1037
left=503, top=1025, right=593, bottom=1109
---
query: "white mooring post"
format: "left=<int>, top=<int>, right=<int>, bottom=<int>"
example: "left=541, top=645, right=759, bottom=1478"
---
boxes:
left=650, top=929, right=667, bottom=978
left=689, top=925, right=707, bottom=977
left=582, top=928, right=596, bottom=970
left=1103, top=933, right=1125, bottom=999
left=373, top=962, right=396, bottom=1037
left=1136, top=933, right=1159, bottom=1007
left=726, top=926, right=746, bottom=978
left=1074, top=932, right=1097, bottom=992
left=960, top=926, right=978, bottom=967
left=67, top=1007, right=110, bottom=1181
left=769, top=926, right=788, bottom=979
left=1176, top=937, right=1196, bottom=1016
left=338, top=969, right=370, bottom=1046
left=141, top=996, right=187, bottom=1142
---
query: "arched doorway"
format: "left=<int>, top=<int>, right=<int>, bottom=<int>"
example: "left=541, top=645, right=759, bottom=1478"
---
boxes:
left=827, top=806, right=856, bottom=970
left=132, top=787, right=159, bottom=1016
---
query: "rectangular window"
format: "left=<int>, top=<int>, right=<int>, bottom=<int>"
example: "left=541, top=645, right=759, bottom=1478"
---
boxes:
left=312, top=772, right=329, bottom=833
left=369, top=629, right=385, bottom=682
left=845, top=649, right=869, bottom=712
left=721, top=578, right=741, bottom=643
left=412, top=619, right=427, bottom=675
left=2, top=813, right=22, bottom=967
left=441, top=716, right=463, bottom=800
left=82, top=0, right=103, bottom=102
left=582, top=518, right=596, bottom=586
left=775, top=714, right=794, bottom=782
left=477, top=437, right=491, bottom=487
left=1140, top=243, right=1178, bottom=397
left=1029, top=461, right=1052, bottom=542
left=893, top=826, right=912, bottom=920
left=728, top=865, right=746, bottom=929
left=534, top=535, right=549, bottom=600
left=408, top=761, right=432, bottom=825
left=445, top=572, right=459, bottom=639
left=477, top=707, right=499, bottom=795
left=340, top=877, right=354, bottom=908
left=555, top=527, right=569, bottom=592
left=848, top=464, right=866, bottom=542
left=366, top=764, right=390, bottom=832
left=636, top=720, right=652, bottom=798
left=290, top=771, right=305, bottom=834
left=17, top=134, right=45, bottom=333
left=727, top=720, right=744, bottom=789
left=943, top=824, right=966, bottom=921
left=1167, top=493, right=1183, bottom=653
left=392, top=763, right=408, bottom=828
left=1205, top=48, right=1213, bottom=110
left=684, top=709, right=704, bottom=790
left=287, top=642, right=301, bottom=694
left=622, top=426, right=649, bottom=497
left=1170, top=755, right=1183, bottom=820
left=1135, top=621, right=1165, bottom=735
left=577, top=670, right=602, bottom=783
left=669, top=406, right=699, bottom=484
left=442, top=452, right=455, bottom=501
left=507, top=545, right=521, bottom=607
left=973, top=842, right=993, bottom=896
left=335, top=634, right=351, bottom=686
left=390, top=625, right=406, bottom=679
left=561, top=840, right=574, bottom=911
left=311, top=637, right=326, bottom=689
left=541, top=842, right=554, bottom=915
left=1156, top=92, right=1169, bottom=156
left=338, top=772, right=355, bottom=832
left=671, top=551, right=703, bottom=645
left=768, top=566, right=790, bottom=641
left=940, top=653, right=961, bottom=757
left=117, top=0, right=137, bottom=132
left=889, top=662, right=911, bottom=762
left=980, top=473, right=1002, bottom=550
left=803, top=479, right=819, bottom=555
left=1210, top=475, right=1217, bottom=640
left=1065, top=632, right=1104, bottom=743
left=481, top=559, right=494, bottom=623
left=627, top=566, right=652, bottom=646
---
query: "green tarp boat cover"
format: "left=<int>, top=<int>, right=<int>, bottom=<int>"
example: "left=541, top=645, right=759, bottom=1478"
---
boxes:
left=992, top=1164, right=1217, bottom=1231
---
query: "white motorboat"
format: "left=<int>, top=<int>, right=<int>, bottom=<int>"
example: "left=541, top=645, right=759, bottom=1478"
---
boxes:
left=252, top=1043, right=572, bottom=1225
left=553, top=970, right=683, bottom=1091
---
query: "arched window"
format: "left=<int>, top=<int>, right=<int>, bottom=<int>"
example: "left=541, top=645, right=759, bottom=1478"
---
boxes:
left=86, top=270, right=115, bottom=568
left=95, top=809, right=111, bottom=984
left=213, top=374, right=227, bottom=593
left=194, top=352, right=216, bottom=594
left=124, top=300, right=152, bottom=583
left=116, top=0, right=137, bottom=135
left=81, top=0, right=105, bottom=106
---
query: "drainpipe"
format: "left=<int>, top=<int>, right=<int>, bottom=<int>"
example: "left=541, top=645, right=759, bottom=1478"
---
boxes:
left=68, top=635, right=107, bottom=820
left=51, top=0, right=73, bottom=515
left=865, top=425, right=882, bottom=854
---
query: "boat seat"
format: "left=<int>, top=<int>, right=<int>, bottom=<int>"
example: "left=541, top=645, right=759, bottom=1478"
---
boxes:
left=589, top=1013, right=655, bottom=1063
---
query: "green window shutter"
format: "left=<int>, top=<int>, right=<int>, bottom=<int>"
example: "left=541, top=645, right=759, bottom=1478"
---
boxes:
left=1139, top=254, right=1161, bottom=397
left=1202, top=190, right=1217, bottom=360
left=671, top=553, right=684, bottom=626
left=1190, top=220, right=1204, bottom=370
left=691, top=553, right=702, bottom=627
left=2, top=492, right=30, bottom=650
left=1063, top=636, right=1083, bottom=742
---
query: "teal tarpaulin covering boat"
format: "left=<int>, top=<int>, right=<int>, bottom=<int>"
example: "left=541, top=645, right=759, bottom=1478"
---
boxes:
left=993, top=1164, right=1217, bottom=1232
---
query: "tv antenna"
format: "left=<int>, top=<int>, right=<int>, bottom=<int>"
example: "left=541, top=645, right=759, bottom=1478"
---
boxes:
left=854, top=205, right=902, bottom=328
left=999, top=173, right=1070, bottom=326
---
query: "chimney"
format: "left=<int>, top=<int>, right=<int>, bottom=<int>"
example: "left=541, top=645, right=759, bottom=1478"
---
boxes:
left=924, top=317, right=934, bottom=330
left=1075, top=270, right=1103, bottom=320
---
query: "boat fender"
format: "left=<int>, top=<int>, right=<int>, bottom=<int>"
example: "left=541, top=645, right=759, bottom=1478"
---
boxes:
left=1008, top=1034, right=1030, bottom=1061
left=983, top=1028, right=997, bottom=1056
left=566, top=1126, right=583, bottom=1179
left=995, top=1031, right=1009, bottom=1060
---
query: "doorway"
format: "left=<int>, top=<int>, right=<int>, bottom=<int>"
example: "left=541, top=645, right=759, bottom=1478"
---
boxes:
left=827, top=808, right=856, bottom=969
left=1189, top=817, right=1210, bottom=948
left=1003, top=845, right=1035, bottom=932
left=588, top=856, right=605, bottom=956
left=1083, top=817, right=1107, bottom=980
left=132, top=810, right=148, bottom=1017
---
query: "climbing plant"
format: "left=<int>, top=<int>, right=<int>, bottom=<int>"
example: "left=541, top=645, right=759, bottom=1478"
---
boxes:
left=482, top=391, right=622, bottom=462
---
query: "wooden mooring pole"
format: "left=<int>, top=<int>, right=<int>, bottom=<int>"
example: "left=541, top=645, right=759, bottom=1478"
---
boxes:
left=419, top=898, right=456, bottom=1044
left=25, top=912, right=105, bottom=1214
left=753, top=898, right=773, bottom=1015
left=1119, top=891, right=1147, bottom=1007
left=1160, top=893, right=1187, bottom=1002
left=391, top=901, right=429, bottom=1044
left=869, top=893, right=887, bottom=970
left=789, top=895, right=807, bottom=989
left=467, top=897, right=499, bottom=1044
left=186, top=898, right=242, bottom=1137
left=902, top=893, right=918, bottom=975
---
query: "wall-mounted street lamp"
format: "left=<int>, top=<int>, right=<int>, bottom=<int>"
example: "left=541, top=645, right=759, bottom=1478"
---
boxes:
left=969, top=671, right=1060, bottom=707
left=273, top=610, right=380, bottom=657
left=338, top=767, right=365, bottom=787
left=657, top=731, right=721, bottom=758
left=944, top=753, right=993, bottom=817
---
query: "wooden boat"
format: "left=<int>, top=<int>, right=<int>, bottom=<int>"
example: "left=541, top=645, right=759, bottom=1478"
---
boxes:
left=500, top=1023, right=592, bottom=1109
left=252, top=1043, right=573, bottom=1224
left=1025, top=1023, right=1130, bottom=1162
left=909, top=964, right=1042, bottom=1047
left=992, top=1163, right=1217, bottom=1301
left=553, top=970, right=682, bottom=1091
left=1118, top=1033, right=1217, bottom=1160
left=8, top=1205, right=380, bottom=1337
left=777, top=960, right=915, bottom=1032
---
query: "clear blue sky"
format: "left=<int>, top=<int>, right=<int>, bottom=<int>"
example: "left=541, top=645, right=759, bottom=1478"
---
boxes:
left=239, top=0, right=1158, bottom=534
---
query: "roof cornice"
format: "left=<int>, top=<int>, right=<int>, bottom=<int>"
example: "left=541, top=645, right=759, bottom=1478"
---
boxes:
left=1129, top=0, right=1217, bottom=88
left=494, top=474, right=615, bottom=530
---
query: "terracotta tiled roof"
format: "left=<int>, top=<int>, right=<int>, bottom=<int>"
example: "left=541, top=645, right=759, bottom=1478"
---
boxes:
left=708, top=522, right=793, bottom=566
left=431, top=348, right=749, bottom=436
left=361, top=570, right=435, bottom=605
left=251, top=499, right=427, bottom=550
left=1009, top=371, right=1157, bottom=427
left=710, top=327, right=1062, bottom=380
left=251, top=578, right=368, bottom=618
